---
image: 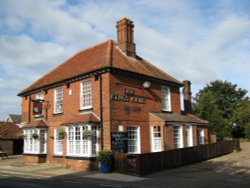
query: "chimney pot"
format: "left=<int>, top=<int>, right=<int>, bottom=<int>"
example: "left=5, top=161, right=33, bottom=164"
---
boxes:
left=116, top=18, right=136, bottom=57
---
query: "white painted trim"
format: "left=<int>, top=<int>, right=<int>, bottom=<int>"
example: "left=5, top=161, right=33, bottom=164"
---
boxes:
left=151, top=126, right=162, bottom=152
left=127, top=126, right=141, bottom=154
left=161, top=86, right=171, bottom=112
left=186, top=125, right=193, bottom=147
left=54, top=129, right=63, bottom=156
left=54, top=88, right=63, bottom=114
left=80, top=80, right=93, bottom=110
left=173, top=125, right=183, bottom=149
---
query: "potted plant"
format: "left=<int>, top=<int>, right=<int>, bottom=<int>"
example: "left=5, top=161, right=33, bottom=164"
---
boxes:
left=96, top=150, right=113, bottom=173
left=57, top=129, right=66, bottom=140
left=32, top=133, right=39, bottom=140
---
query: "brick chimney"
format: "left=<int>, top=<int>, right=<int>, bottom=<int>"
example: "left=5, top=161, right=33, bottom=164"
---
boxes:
left=183, top=80, right=192, bottom=113
left=116, top=18, right=136, bottom=57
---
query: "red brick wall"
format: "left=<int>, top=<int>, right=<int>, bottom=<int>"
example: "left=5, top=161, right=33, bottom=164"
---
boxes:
left=21, top=71, right=213, bottom=169
left=24, top=155, right=46, bottom=164
left=0, top=140, right=13, bottom=155
left=109, top=74, right=181, bottom=153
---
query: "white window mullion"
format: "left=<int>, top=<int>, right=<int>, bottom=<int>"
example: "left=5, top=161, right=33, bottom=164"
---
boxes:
left=151, top=126, right=162, bottom=152
left=54, top=88, right=63, bottom=114
left=88, top=125, right=92, bottom=156
left=161, top=86, right=171, bottom=112
left=80, top=80, right=92, bottom=110
left=128, top=126, right=140, bottom=154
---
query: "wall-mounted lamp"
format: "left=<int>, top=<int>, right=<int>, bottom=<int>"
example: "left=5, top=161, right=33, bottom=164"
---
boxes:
left=143, top=81, right=151, bottom=88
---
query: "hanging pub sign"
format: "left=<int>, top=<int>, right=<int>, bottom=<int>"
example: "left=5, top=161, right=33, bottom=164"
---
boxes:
left=32, top=100, right=43, bottom=115
left=111, top=132, right=128, bottom=153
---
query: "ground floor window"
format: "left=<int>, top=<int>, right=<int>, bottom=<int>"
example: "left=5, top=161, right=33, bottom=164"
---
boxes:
left=151, top=126, right=162, bottom=152
left=23, top=128, right=47, bottom=154
left=198, top=128, right=205, bottom=145
left=127, top=126, right=140, bottom=154
left=173, top=125, right=183, bottom=149
left=54, top=129, right=63, bottom=155
left=185, top=126, right=193, bottom=147
left=66, top=124, right=98, bottom=157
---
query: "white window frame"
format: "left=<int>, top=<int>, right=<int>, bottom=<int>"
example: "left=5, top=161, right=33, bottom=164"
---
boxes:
left=127, top=126, right=141, bottom=154
left=23, top=128, right=47, bottom=154
left=198, top=128, right=205, bottom=145
left=151, top=126, right=162, bottom=152
left=80, top=80, right=92, bottom=110
left=54, top=88, right=63, bottom=114
left=66, top=124, right=98, bottom=157
left=54, top=129, right=63, bottom=155
left=185, top=125, right=193, bottom=147
left=173, top=125, right=183, bottom=149
left=161, top=86, right=171, bottom=112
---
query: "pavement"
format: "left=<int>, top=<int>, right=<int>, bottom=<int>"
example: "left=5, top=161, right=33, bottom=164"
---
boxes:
left=0, top=142, right=250, bottom=187
left=0, top=154, right=145, bottom=184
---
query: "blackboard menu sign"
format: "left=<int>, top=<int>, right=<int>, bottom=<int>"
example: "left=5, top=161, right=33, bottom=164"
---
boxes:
left=111, top=132, right=128, bottom=153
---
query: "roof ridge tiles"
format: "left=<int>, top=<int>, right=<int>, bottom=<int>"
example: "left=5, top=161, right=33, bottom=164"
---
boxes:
left=18, top=39, right=183, bottom=96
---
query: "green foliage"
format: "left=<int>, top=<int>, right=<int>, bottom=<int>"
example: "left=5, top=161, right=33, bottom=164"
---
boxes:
left=96, top=150, right=112, bottom=165
left=193, top=80, right=249, bottom=141
left=244, top=123, right=250, bottom=139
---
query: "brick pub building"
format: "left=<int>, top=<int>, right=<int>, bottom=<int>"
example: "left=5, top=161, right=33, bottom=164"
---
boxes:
left=18, top=18, right=212, bottom=170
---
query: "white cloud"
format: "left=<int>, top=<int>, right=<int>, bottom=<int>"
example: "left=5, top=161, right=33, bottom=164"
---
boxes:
left=0, top=0, right=250, bottom=120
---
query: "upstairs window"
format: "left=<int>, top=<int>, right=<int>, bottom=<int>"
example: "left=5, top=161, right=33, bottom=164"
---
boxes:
left=54, top=88, right=63, bottom=114
left=80, top=80, right=92, bottom=109
left=161, top=86, right=171, bottom=111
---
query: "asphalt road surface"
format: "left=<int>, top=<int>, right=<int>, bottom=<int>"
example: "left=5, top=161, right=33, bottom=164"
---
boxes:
left=0, top=171, right=129, bottom=188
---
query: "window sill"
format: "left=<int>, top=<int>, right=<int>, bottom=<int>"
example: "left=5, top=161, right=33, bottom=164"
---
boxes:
left=34, top=115, right=44, bottom=119
left=65, top=155, right=96, bottom=160
left=23, top=153, right=47, bottom=157
left=79, top=108, right=93, bottom=113
left=53, top=112, right=64, bottom=116
left=53, top=155, right=63, bottom=158
left=161, top=110, right=172, bottom=113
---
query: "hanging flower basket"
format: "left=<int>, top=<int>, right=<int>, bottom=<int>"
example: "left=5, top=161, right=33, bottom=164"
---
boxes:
left=82, top=130, right=95, bottom=138
left=32, top=133, right=39, bottom=140
left=57, top=129, right=66, bottom=140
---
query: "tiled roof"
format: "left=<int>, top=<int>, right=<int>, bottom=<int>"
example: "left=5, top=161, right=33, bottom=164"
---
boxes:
left=18, top=40, right=182, bottom=96
left=0, top=122, right=21, bottom=139
left=151, top=112, right=208, bottom=125
left=61, top=113, right=100, bottom=125
left=8, top=114, right=22, bottom=124
left=22, top=119, right=48, bottom=129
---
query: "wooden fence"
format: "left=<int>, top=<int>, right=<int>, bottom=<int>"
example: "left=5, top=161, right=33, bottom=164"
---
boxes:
left=114, top=139, right=240, bottom=176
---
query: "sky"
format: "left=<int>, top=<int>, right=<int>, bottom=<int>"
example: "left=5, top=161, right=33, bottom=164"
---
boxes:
left=0, top=0, right=250, bottom=120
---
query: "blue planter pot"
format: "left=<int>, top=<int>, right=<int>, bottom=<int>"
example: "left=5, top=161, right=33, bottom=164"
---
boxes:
left=100, top=162, right=111, bottom=173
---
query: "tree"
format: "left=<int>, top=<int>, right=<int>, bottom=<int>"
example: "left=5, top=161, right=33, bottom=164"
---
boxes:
left=193, top=80, right=249, bottom=141
left=232, top=101, right=250, bottom=139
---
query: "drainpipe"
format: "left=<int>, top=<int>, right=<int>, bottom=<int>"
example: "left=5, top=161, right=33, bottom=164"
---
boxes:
left=100, top=74, right=104, bottom=150
left=28, top=95, right=31, bottom=123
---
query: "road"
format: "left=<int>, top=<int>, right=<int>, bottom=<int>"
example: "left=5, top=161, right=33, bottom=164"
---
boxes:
left=0, top=171, right=128, bottom=188
left=0, top=142, right=250, bottom=188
